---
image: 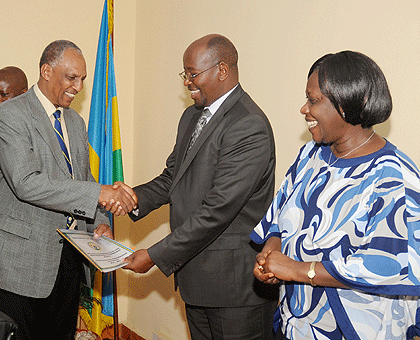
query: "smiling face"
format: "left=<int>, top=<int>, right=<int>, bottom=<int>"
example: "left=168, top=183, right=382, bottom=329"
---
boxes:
left=40, top=48, right=86, bottom=108
left=301, top=71, right=348, bottom=145
left=182, top=42, right=224, bottom=109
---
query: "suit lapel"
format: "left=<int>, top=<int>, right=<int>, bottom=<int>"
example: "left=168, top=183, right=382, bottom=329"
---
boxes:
left=173, top=109, right=202, bottom=176
left=27, top=88, right=73, bottom=178
left=64, top=109, right=82, bottom=180
left=170, top=84, right=245, bottom=194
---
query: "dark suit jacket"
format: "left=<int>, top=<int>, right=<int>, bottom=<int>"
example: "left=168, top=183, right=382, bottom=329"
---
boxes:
left=131, top=84, right=277, bottom=307
left=0, top=87, right=109, bottom=298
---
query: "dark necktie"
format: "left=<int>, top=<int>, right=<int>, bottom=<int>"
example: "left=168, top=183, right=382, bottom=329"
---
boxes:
left=53, top=110, right=75, bottom=229
left=187, top=108, right=211, bottom=152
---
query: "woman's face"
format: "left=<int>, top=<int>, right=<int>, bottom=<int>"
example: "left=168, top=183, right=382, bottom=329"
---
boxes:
left=301, top=71, right=348, bottom=145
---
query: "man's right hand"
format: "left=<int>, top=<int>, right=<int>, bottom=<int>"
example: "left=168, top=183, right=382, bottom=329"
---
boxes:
left=99, top=184, right=138, bottom=216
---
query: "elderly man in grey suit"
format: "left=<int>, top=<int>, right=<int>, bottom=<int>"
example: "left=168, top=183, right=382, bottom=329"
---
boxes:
left=0, top=40, right=137, bottom=340
left=116, top=34, right=278, bottom=339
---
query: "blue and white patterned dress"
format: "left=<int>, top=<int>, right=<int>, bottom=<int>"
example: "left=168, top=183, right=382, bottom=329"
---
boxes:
left=250, top=140, right=420, bottom=340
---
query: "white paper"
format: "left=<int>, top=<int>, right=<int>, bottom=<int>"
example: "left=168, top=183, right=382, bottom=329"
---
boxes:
left=57, top=229, right=134, bottom=273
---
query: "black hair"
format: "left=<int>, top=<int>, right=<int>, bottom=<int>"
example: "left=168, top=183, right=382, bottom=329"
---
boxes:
left=308, top=51, right=392, bottom=128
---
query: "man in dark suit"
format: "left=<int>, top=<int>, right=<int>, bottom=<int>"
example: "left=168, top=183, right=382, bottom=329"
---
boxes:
left=119, top=34, right=277, bottom=339
left=0, top=40, right=137, bottom=340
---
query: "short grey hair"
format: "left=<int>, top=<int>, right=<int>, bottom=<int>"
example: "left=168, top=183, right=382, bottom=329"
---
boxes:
left=39, top=40, right=82, bottom=70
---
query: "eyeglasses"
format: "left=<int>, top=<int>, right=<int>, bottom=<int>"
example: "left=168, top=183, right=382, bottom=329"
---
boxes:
left=179, top=62, right=221, bottom=81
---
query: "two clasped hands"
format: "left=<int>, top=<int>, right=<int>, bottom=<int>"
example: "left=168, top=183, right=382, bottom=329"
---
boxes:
left=98, top=181, right=137, bottom=217
left=253, top=237, right=299, bottom=285
left=93, top=181, right=136, bottom=240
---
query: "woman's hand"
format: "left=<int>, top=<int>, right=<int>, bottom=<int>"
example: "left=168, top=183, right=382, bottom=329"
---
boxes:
left=254, top=237, right=281, bottom=284
left=263, top=250, right=298, bottom=282
left=261, top=251, right=349, bottom=288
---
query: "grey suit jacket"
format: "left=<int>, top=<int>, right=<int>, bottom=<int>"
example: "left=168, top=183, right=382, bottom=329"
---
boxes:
left=131, top=84, right=277, bottom=307
left=0, top=87, right=109, bottom=298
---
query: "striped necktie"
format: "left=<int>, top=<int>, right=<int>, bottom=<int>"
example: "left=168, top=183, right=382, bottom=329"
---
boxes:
left=53, top=110, right=76, bottom=229
left=53, top=110, right=73, bottom=177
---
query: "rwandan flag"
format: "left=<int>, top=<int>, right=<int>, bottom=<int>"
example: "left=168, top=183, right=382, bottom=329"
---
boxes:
left=83, top=0, right=123, bottom=335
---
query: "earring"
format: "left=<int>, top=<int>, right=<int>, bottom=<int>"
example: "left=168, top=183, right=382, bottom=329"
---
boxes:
left=342, top=112, right=346, bottom=118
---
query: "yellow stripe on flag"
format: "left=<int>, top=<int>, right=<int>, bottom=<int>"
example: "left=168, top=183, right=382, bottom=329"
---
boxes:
left=89, top=144, right=100, bottom=183
left=112, top=96, right=121, bottom=152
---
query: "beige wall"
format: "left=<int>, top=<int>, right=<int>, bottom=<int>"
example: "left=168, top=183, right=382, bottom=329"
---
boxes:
left=3, top=1, right=420, bottom=339
left=122, top=2, right=420, bottom=338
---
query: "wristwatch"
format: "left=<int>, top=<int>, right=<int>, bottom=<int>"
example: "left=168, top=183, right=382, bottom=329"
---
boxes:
left=308, top=261, right=317, bottom=286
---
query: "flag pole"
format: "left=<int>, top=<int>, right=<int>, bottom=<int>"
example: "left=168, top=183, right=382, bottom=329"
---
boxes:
left=109, top=1, right=120, bottom=339
left=110, top=1, right=120, bottom=337
left=112, top=233, right=119, bottom=340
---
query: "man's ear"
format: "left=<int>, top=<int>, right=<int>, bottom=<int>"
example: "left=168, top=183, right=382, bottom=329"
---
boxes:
left=40, top=64, right=52, bottom=81
left=218, top=62, right=229, bottom=81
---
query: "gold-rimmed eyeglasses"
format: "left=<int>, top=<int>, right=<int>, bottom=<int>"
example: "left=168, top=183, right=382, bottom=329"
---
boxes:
left=179, top=62, right=221, bottom=81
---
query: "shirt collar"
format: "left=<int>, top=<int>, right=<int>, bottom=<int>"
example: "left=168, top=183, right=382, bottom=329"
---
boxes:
left=34, top=83, right=62, bottom=117
left=205, top=84, right=238, bottom=116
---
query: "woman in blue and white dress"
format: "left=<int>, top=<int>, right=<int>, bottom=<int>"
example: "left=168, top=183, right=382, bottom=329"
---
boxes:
left=251, top=51, right=420, bottom=340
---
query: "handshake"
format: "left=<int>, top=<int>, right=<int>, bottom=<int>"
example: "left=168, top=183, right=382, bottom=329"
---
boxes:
left=98, top=181, right=137, bottom=216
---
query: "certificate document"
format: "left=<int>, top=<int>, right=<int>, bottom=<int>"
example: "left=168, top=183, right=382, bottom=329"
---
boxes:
left=57, top=229, right=134, bottom=273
